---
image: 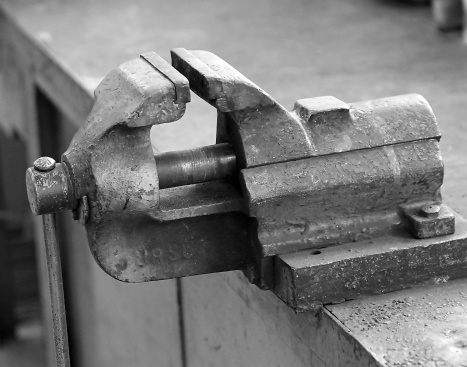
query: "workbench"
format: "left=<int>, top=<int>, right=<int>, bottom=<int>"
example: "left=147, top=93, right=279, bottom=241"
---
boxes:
left=1, top=0, right=467, bottom=366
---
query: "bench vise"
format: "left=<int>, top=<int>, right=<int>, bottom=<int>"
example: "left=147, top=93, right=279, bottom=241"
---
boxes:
left=26, top=49, right=467, bottom=312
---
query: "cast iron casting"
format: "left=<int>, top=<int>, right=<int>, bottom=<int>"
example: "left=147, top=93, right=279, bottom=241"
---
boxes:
left=27, top=49, right=466, bottom=312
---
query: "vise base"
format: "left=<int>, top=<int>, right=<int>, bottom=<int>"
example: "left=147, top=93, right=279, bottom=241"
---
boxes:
left=276, top=211, right=466, bottom=312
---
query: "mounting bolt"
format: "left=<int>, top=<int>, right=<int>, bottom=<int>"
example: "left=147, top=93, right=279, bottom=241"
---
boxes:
left=420, top=204, right=441, bottom=218
left=33, top=157, right=56, bottom=172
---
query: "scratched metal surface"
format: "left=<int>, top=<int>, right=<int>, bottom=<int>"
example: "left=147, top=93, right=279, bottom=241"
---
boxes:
left=276, top=216, right=467, bottom=312
left=327, top=278, right=467, bottom=366
left=243, top=139, right=443, bottom=257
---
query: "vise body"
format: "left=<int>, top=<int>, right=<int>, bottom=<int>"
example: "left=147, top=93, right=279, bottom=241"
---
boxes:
left=27, top=49, right=467, bottom=312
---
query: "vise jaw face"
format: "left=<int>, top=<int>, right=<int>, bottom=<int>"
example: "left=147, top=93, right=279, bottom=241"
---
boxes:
left=26, top=49, right=462, bottom=312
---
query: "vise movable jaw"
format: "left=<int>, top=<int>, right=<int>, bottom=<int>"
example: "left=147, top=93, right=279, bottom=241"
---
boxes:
left=26, top=49, right=463, bottom=311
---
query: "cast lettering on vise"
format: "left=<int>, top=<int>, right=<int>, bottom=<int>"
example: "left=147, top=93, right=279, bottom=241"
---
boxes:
left=135, top=242, right=195, bottom=268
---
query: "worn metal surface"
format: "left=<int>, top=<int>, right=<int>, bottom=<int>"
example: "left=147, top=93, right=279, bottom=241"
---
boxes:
left=327, top=277, right=467, bottom=366
left=172, top=50, right=440, bottom=169
left=25, top=49, right=465, bottom=303
left=33, top=156, right=56, bottom=172
left=171, top=48, right=275, bottom=113
left=23, top=51, right=253, bottom=283
left=225, top=92, right=440, bottom=169
left=404, top=203, right=455, bottom=239
left=91, top=212, right=254, bottom=282
left=26, top=162, right=73, bottom=215
left=59, top=53, right=253, bottom=282
left=242, top=139, right=443, bottom=257
left=42, top=214, right=70, bottom=367
left=155, top=143, right=236, bottom=189
left=25, top=51, right=256, bottom=283
left=140, top=52, right=191, bottom=104
left=275, top=215, right=467, bottom=312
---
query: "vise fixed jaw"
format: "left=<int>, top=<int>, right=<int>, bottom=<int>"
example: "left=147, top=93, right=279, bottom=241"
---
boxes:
left=27, top=48, right=465, bottom=312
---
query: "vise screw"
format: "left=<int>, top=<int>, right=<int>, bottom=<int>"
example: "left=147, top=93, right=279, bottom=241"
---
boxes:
left=27, top=49, right=464, bottom=315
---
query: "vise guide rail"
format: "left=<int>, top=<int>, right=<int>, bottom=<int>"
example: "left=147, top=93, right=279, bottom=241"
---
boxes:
left=26, top=48, right=466, bottom=316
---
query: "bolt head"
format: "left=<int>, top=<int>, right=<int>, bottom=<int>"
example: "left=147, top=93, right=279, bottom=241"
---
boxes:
left=420, top=204, right=441, bottom=218
left=33, top=157, right=56, bottom=172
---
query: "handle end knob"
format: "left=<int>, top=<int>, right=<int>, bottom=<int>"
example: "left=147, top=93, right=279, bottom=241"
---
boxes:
left=26, top=159, right=74, bottom=215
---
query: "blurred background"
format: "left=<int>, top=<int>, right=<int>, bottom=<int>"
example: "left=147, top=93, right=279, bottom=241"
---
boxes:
left=0, top=0, right=466, bottom=366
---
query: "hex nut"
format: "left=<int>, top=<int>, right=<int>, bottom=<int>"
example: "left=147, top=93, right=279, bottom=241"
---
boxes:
left=420, top=204, right=441, bottom=218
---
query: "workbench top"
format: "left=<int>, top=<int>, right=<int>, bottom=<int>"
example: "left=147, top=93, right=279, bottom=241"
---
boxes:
left=328, top=278, right=467, bottom=366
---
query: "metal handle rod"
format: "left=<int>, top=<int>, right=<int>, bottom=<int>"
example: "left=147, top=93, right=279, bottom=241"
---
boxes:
left=42, top=213, right=71, bottom=367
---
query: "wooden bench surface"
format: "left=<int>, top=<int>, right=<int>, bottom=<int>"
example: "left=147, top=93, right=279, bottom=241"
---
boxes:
left=1, top=0, right=467, bottom=366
